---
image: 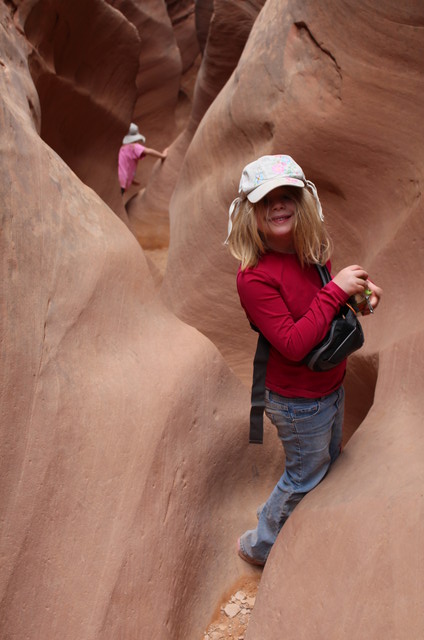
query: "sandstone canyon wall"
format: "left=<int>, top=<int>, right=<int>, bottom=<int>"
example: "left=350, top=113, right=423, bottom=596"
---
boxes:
left=160, top=0, right=424, bottom=637
left=1, top=0, right=424, bottom=639
left=126, top=0, right=266, bottom=249
left=0, top=2, right=281, bottom=639
left=17, top=0, right=141, bottom=220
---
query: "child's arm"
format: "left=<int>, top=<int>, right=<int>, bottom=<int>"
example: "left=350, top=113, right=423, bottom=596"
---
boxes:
left=143, top=147, right=167, bottom=161
left=237, top=271, right=348, bottom=362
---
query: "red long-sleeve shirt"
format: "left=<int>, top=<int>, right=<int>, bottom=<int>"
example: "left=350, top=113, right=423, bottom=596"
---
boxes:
left=237, top=252, right=350, bottom=398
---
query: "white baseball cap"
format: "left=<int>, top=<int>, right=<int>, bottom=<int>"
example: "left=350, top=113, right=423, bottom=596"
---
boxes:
left=239, top=155, right=306, bottom=202
left=226, top=154, right=323, bottom=241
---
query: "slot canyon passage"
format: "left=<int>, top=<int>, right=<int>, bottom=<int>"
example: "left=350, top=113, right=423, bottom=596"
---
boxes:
left=1, top=1, right=424, bottom=639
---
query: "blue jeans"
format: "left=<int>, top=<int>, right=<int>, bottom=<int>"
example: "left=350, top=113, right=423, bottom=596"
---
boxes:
left=240, top=386, right=344, bottom=564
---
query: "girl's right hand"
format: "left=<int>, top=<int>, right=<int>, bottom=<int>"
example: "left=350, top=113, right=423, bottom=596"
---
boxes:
left=332, top=265, right=369, bottom=296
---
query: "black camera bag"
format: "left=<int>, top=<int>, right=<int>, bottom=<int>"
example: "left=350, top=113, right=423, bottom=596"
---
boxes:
left=303, top=265, right=364, bottom=372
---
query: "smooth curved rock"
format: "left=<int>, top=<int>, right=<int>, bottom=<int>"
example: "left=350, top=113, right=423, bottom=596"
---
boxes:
left=110, top=0, right=184, bottom=149
left=14, top=0, right=193, bottom=227
left=160, top=0, right=424, bottom=636
left=246, top=340, right=424, bottom=639
left=128, top=0, right=265, bottom=249
left=2, top=0, right=424, bottom=637
left=0, top=5, right=281, bottom=638
left=16, top=0, right=140, bottom=221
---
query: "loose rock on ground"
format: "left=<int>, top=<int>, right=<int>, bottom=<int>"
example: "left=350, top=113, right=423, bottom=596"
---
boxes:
left=202, top=578, right=260, bottom=640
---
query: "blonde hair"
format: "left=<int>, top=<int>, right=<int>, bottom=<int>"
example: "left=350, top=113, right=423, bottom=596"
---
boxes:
left=226, top=186, right=332, bottom=270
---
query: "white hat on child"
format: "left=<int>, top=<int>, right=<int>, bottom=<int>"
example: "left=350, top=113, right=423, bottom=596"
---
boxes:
left=226, top=154, right=323, bottom=242
left=123, top=123, right=146, bottom=145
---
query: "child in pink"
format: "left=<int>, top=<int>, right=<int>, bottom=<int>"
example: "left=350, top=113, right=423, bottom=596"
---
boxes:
left=118, top=123, right=167, bottom=193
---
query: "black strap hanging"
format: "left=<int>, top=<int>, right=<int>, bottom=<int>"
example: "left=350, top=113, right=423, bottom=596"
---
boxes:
left=249, top=330, right=270, bottom=444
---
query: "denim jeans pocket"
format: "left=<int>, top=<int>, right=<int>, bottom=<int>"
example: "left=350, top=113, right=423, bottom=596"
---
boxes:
left=289, top=402, right=321, bottom=421
left=265, top=391, right=290, bottom=421
left=265, top=390, right=320, bottom=422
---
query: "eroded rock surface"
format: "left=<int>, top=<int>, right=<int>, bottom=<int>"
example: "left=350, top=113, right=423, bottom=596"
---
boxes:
left=2, top=0, right=424, bottom=638
left=13, top=0, right=198, bottom=228
left=0, top=4, right=280, bottom=639
left=15, top=0, right=139, bottom=220
left=160, top=0, right=424, bottom=637
left=127, top=0, right=265, bottom=249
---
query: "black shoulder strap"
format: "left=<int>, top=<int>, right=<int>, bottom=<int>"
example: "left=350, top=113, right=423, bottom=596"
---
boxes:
left=315, top=263, right=331, bottom=285
left=249, top=330, right=270, bottom=444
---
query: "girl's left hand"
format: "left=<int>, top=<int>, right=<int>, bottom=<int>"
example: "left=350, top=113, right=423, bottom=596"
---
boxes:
left=365, top=279, right=383, bottom=312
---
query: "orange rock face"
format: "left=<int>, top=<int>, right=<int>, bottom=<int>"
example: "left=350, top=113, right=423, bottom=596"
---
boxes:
left=161, top=0, right=424, bottom=637
left=127, top=0, right=265, bottom=250
left=0, top=3, right=281, bottom=639
left=2, top=0, right=424, bottom=639
left=18, top=0, right=140, bottom=220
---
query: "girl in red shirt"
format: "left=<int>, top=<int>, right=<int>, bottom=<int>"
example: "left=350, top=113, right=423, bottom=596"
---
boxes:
left=226, top=154, right=382, bottom=566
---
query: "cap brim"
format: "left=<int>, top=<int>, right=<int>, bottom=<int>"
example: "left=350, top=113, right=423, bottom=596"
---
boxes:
left=122, top=134, right=146, bottom=144
left=247, top=176, right=304, bottom=203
